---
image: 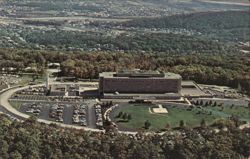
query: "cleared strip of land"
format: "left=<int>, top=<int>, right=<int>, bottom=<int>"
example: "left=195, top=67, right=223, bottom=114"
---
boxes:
left=15, top=16, right=131, bottom=22
left=201, top=0, right=250, bottom=6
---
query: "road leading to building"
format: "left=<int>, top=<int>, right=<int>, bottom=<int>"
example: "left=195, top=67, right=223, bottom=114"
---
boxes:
left=0, top=85, right=103, bottom=132
left=86, top=100, right=97, bottom=128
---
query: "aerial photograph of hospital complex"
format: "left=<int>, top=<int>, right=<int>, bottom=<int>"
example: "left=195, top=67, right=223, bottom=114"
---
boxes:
left=0, top=0, right=249, bottom=158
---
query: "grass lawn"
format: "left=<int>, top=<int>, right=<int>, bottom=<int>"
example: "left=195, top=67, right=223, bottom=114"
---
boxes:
left=17, top=75, right=32, bottom=86
left=17, top=74, right=45, bottom=86
left=204, top=105, right=250, bottom=121
left=9, top=101, right=23, bottom=110
left=114, top=104, right=220, bottom=130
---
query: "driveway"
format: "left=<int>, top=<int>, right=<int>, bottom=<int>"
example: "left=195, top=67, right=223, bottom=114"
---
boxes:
left=0, top=85, right=102, bottom=132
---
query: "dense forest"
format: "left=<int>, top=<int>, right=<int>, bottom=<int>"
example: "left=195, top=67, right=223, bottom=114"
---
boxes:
left=0, top=49, right=249, bottom=95
left=0, top=114, right=249, bottom=159
left=1, top=11, right=246, bottom=52
left=3, top=28, right=236, bottom=53
left=121, top=11, right=250, bottom=42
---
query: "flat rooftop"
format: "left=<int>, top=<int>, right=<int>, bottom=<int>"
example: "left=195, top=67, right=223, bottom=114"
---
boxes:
left=50, top=84, right=66, bottom=91
left=99, top=70, right=181, bottom=79
left=104, top=93, right=181, bottom=98
left=117, top=70, right=161, bottom=76
left=181, top=81, right=197, bottom=86
left=181, top=81, right=211, bottom=97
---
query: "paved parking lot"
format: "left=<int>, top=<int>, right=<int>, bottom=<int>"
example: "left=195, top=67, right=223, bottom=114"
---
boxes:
left=18, top=101, right=96, bottom=127
left=10, top=95, right=85, bottom=103
left=10, top=95, right=49, bottom=101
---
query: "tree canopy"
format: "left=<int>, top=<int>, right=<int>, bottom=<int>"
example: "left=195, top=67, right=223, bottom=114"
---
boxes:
left=0, top=114, right=249, bottom=159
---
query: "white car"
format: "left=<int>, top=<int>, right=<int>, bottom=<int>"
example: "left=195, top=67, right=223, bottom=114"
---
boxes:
left=26, top=109, right=34, bottom=113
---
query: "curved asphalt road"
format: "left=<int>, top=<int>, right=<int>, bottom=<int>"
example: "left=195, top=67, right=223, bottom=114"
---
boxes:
left=0, top=85, right=137, bottom=134
left=0, top=85, right=104, bottom=132
left=3, top=84, right=248, bottom=135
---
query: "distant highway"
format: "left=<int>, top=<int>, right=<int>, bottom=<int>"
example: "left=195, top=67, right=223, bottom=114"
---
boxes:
left=201, top=0, right=250, bottom=6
